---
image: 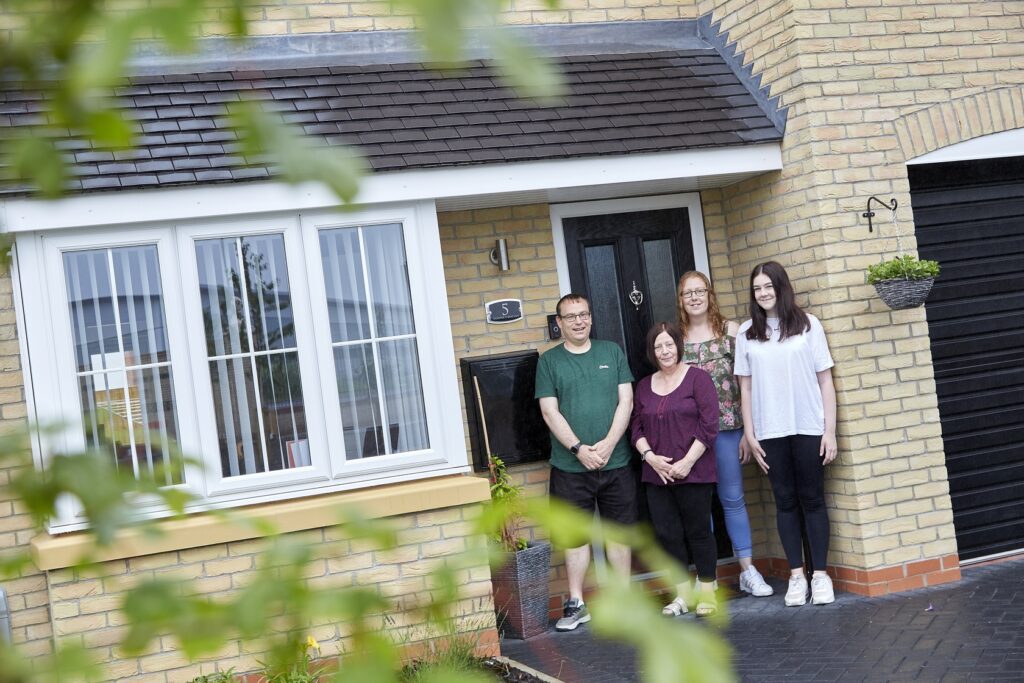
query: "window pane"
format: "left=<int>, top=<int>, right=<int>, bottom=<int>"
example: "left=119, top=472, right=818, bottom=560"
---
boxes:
left=364, top=223, right=415, bottom=337
left=65, top=250, right=117, bottom=374
left=197, top=234, right=308, bottom=478
left=197, top=238, right=249, bottom=358
left=136, top=365, right=181, bottom=484
left=319, top=227, right=370, bottom=343
left=244, top=235, right=295, bottom=351
left=256, top=352, right=309, bottom=470
left=583, top=244, right=627, bottom=350
left=65, top=247, right=182, bottom=484
left=378, top=338, right=429, bottom=454
left=333, top=344, right=382, bottom=459
left=112, top=246, right=169, bottom=366
left=642, top=238, right=677, bottom=325
left=209, top=356, right=263, bottom=476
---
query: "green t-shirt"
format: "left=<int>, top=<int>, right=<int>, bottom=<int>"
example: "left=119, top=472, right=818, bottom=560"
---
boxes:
left=534, top=339, right=634, bottom=473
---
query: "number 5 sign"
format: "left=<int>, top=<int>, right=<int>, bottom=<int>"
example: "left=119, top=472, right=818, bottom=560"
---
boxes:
left=485, top=299, right=523, bottom=324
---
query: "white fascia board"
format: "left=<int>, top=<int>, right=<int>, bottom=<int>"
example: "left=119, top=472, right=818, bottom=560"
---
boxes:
left=0, top=143, right=782, bottom=232
left=906, top=128, right=1024, bottom=165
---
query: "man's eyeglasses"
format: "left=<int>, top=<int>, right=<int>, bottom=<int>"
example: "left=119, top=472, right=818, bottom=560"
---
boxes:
left=558, top=312, right=591, bottom=323
left=681, top=288, right=708, bottom=300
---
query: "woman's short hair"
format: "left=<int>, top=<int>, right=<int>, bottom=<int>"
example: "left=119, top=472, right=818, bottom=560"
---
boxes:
left=645, top=321, right=684, bottom=368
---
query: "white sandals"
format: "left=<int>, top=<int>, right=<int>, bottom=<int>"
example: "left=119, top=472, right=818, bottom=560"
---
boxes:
left=662, top=596, right=689, bottom=617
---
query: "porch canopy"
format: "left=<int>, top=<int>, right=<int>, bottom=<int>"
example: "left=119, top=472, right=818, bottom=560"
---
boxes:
left=0, top=20, right=783, bottom=227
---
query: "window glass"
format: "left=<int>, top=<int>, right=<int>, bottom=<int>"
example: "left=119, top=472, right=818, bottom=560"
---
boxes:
left=197, top=235, right=309, bottom=477
left=64, top=246, right=182, bottom=484
left=319, top=224, right=428, bottom=458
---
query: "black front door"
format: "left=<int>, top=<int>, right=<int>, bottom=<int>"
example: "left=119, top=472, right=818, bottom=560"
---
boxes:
left=563, top=207, right=696, bottom=379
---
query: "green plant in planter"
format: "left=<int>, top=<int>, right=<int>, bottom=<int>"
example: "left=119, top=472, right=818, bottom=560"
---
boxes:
left=487, top=455, right=528, bottom=552
left=865, top=254, right=940, bottom=284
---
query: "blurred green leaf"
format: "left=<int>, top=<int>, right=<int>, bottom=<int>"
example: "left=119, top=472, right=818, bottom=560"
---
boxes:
left=0, top=639, right=101, bottom=683
left=591, top=580, right=735, bottom=683
left=230, top=101, right=364, bottom=202
left=5, top=136, right=67, bottom=197
left=334, top=506, right=399, bottom=548
left=85, top=108, right=134, bottom=148
left=487, top=28, right=565, bottom=100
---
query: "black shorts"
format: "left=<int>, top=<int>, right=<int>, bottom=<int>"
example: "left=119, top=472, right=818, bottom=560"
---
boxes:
left=549, top=465, right=637, bottom=525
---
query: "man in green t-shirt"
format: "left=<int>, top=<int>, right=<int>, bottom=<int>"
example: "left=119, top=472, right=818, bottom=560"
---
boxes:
left=535, top=293, right=635, bottom=631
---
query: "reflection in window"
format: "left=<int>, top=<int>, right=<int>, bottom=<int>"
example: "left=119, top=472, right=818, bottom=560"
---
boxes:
left=196, top=235, right=309, bottom=477
left=319, top=223, right=429, bottom=458
left=64, top=246, right=182, bottom=484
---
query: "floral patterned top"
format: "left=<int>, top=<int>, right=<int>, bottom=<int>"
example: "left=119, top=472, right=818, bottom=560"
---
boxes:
left=681, top=334, right=743, bottom=431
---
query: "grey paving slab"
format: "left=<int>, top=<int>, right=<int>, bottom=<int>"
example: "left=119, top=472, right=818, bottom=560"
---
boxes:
left=501, top=557, right=1024, bottom=682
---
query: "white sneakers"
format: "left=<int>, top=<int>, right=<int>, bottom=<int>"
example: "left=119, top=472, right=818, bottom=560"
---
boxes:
left=784, top=571, right=835, bottom=606
left=810, top=572, right=835, bottom=605
left=739, top=566, right=774, bottom=597
left=784, top=573, right=808, bottom=606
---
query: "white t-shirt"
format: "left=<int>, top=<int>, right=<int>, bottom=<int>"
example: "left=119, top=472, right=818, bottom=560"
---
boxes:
left=733, top=314, right=834, bottom=440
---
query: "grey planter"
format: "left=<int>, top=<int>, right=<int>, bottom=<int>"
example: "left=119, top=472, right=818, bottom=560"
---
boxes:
left=873, top=277, right=935, bottom=310
left=490, top=542, right=551, bottom=639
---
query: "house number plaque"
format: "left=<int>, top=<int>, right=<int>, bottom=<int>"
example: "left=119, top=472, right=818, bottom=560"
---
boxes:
left=485, top=299, right=523, bottom=324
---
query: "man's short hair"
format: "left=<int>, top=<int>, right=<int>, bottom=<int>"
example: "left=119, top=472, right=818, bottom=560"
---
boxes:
left=556, top=293, right=590, bottom=318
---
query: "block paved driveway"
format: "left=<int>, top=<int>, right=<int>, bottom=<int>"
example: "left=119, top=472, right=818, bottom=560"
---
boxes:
left=501, top=556, right=1024, bottom=682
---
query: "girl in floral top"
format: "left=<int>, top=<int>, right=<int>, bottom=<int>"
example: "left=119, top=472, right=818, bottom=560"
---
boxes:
left=677, top=271, right=774, bottom=598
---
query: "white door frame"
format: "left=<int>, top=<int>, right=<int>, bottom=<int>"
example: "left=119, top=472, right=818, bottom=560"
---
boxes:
left=548, top=193, right=710, bottom=296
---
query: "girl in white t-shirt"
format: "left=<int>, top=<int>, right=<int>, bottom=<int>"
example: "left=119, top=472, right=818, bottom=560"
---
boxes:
left=734, top=261, right=838, bottom=607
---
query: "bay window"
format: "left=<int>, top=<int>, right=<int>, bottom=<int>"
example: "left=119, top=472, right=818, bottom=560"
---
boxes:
left=17, top=201, right=466, bottom=532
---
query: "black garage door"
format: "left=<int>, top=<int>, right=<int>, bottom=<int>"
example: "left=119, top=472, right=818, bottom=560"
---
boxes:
left=908, top=156, right=1024, bottom=562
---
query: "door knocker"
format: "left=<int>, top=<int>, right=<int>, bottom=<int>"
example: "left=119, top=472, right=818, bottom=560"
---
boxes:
left=628, top=281, right=643, bottom=310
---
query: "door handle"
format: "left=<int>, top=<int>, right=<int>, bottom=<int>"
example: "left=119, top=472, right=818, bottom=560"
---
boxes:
left=628, top=280, right=643, bottom=310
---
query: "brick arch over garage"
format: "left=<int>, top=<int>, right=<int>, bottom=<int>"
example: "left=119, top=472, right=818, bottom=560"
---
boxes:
left=893, top=86, right=1024, bottom=162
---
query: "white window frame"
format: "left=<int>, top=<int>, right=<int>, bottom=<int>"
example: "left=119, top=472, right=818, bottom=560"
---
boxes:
left=15, top=199, right=468, bottom=533
left=21, top=226, right=205, bottom=525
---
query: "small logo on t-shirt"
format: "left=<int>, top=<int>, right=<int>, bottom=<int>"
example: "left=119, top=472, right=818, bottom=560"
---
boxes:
left=598, top=364, right=610, bottom=369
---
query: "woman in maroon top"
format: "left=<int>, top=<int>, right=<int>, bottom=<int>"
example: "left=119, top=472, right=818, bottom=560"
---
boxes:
left=631, top=322, right=720, bottom=617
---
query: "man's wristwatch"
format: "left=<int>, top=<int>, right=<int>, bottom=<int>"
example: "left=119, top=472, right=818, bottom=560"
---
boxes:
left=569, top=441, right=582, bottom=456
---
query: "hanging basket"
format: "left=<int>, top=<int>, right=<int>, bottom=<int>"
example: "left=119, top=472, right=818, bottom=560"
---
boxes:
left=872, top=277, right=934, bottom=310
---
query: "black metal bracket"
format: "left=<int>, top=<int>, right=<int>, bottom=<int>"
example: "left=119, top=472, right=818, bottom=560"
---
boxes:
left=863, top=196, right=898, bottom=233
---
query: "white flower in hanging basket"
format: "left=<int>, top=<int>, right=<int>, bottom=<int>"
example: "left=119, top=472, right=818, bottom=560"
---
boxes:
left=865, top=255, right=940, bottom=310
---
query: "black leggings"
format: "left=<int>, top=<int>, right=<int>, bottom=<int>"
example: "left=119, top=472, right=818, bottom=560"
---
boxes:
left=646, top=483, right=717, bottom=582
left=762, top=434, right=830, bottom=571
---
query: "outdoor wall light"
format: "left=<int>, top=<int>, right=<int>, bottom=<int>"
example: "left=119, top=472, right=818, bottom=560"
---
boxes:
left=489, top=238, right=510, bottom=271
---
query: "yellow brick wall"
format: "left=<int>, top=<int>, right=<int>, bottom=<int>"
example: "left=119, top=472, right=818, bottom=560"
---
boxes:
left=238, top=0, right=699, bottom=36
left=45, top=507, right=495, bottom=682
left=0, top=270, right=54, bottom=661
left=438, top=204, right=573, bottom=595
left=692, top=0, right=1023, bottom=580
left=0, top=0, right=700, bottom=40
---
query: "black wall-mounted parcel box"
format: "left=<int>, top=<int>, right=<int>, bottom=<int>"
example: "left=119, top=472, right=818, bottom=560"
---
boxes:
left=459, top=350, right=551, bottom=472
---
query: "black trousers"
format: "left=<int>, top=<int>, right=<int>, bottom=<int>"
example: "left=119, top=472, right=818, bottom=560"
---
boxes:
left=646, top=483, right=717, bottom=582
left=762, top=434, right=830, bottom=570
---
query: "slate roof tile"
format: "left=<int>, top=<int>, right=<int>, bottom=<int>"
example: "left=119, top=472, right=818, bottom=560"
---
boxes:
left=1, top=48, right=781, bottom=195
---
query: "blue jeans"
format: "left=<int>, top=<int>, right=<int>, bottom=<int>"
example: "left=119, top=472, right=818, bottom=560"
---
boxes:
left=715, top=429, right=753, bottom=559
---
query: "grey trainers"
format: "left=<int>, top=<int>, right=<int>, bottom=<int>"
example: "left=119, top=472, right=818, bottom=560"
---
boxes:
left=739, top=566, right=774, bottom=597
left=555, top=598, right=591, bottom=631
left=785, top=573, right=808, bottom=607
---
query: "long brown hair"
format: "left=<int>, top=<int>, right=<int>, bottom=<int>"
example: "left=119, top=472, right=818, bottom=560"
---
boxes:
left=745, top=261, right=810, bottom=342
left=676, top=271, right=728, bottom=339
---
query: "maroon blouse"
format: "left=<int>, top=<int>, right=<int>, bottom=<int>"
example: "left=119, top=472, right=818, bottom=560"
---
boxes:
left=630, top=366, right=720, bottom=486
